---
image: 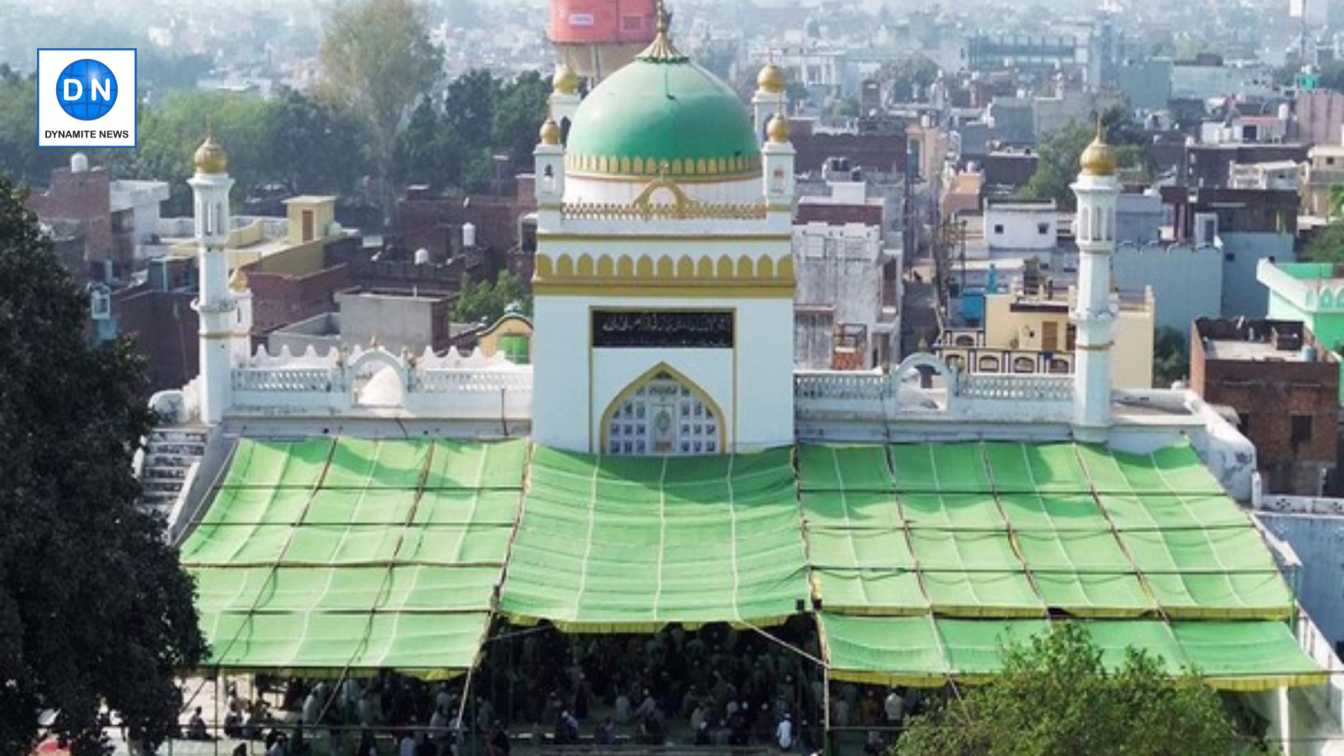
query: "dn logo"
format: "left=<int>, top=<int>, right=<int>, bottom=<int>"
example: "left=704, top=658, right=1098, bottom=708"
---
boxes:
left=56, top=59, right=117, bottom=121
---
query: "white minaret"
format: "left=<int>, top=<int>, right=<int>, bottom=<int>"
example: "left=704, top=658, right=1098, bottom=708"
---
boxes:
left=752, top=61, right=788, bottom=146
left=188, top=128, right=235, bottom=425
left=228, top=266, right=253, bottom=365
left=1070, top=122, right=1119, bottom=441
left=763, top=112, right=796, bottom=231
left=549, top=63, right=581, bottom=132
left=534, top=116, right=565, bottom=228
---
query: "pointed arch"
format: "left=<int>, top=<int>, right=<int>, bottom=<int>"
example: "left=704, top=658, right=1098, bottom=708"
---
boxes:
left=600, top=362, right=726, bottom=456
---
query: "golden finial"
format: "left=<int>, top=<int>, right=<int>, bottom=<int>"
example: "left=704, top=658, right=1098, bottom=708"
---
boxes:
left=758, top=53, right=787, bottom=94
left=552, top=62, right=580, bottom=95
left=1079, top=113, right=1116, bottom=177
left=637, top=0, right=687, bottom=62
left=228, top=266, right=249, bottom=293
left=766, top=113, right=791, bottom=143
left=194, top=117, right=228, bottom=174
left=539, top=116, right=562, bottom=145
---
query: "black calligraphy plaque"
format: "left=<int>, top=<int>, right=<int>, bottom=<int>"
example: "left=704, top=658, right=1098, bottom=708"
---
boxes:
left=591, top=310, right=734, bottom=348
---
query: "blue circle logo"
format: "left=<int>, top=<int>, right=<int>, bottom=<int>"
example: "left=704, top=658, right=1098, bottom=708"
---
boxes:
left=56, top=59, right=118, bottom=121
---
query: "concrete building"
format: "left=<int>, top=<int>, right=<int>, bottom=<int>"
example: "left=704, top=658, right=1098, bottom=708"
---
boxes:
left=268, top=288, right=456, bottom=357
left=983, top=199, right=1057, bottom=253
left=1191, top=318, right=1338, bottom=495
left=937, top=285, right=1155, bottom=389
left=24, top=154, right=170, bottom=279
left=1229, top=160, right=1303, bottom=191
left=1114, top=242, right=1224, bottom=337
left=1260, top=260, right=1344, bottom=371
left=1293, top=90, right=1344, bottom=147
left=1301, top=145, right=1344, bottom=218
left=1114, top=192, right=1165, bottom=244
left=792, top=222, right=900, bottom=370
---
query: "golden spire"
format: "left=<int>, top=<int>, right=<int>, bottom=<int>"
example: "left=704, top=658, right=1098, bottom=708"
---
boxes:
left=193, top=116, right=228, bottom=174
left=636, top=0, right=688, bottom=62
left=539, top=116, right=562, bottom=145
left=552, top=62, right=580, bottom=95
left=766, top=113, right=791, bottom=143
left=228, top=265, right=249, bottom=293
left=1079, top=114, right=1116, bottom=177
left=757, top=58, right=787, bottom=94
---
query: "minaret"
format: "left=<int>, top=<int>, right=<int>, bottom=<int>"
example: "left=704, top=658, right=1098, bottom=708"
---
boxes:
left=228, top=266, right=253, bottom=365
left=188, top=126, right=235, bottom=425
left=1070, top=120, right=1119, bottom=441
left=534, top=116, right=565, bottom=229
left=763, top=112, right=796, bottom=231
left=549, top=62, right=581, bottom=132
left=752, top=60, right=787, bottom=146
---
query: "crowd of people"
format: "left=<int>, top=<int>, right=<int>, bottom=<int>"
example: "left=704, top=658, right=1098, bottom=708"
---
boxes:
left=202, top=618, right=923, bottom=754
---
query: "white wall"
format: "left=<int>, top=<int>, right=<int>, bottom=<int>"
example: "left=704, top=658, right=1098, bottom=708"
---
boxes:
left=532, top=295, right=795, bottom=454
left=984, top=205, right=1057, bottom=250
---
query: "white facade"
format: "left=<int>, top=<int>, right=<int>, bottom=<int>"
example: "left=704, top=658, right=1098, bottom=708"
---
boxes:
left=984, top=201, right=1058, bottom=251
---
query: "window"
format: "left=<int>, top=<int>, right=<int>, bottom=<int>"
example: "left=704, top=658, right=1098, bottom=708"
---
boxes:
left=993, top=224, right=1005, bottom=235
left=1224, top=252, right=1235, bottom=262
left=1291, top=415, right=1313, bottom=449
left=302, top=209, right=315, bottom=243
left=1328, top=157, right=1336, bottom=166
left=1013, top=356, right=1036, bottom=373
left=604, top=368, right=719, bottom=455
left=1041, top=321, right=1059, bottom=352
left=977, top=355, right=1000, bottom=372
left=1037, top=222, right=1050, bottom=235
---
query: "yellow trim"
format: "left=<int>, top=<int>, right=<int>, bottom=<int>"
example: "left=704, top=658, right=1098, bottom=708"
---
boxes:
left=538, top=233, right=792, bottom=242
left=533, top=252, right=796, bottom=291
left=598, top=361, right=728, bottom=455
left=535, top=282, right=794, bottom=298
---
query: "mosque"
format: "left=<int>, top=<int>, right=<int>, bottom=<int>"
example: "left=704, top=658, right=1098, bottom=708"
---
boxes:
left=153, top=2, right=1342, bottom=748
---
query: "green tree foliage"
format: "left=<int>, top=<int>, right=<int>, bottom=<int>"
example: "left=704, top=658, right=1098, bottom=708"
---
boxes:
left=1152, top=326, right=1190, bottom=388
left=896, top=623, right=1252, bottom=756
left=453, top=270, right=531, bottom=323
left=395, top=98, right=465, bottom=190
left=319, top=0, right=443, bottom=217
left=0, top=176, right=205, bottom=755
left=444, top=68, right=502, bottom=153
left=1304, top=221, right=1344, bottom=264
left=1021, top=107, right=1148, bottom=210
left=493, top=71, right=552, bottom=167
left=0, top=66, right=66, bottom=187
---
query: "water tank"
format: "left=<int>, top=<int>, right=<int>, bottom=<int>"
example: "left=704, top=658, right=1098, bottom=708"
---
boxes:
left=414, top=247, right=431, bottom=265
left=1278, top=102, right=1292, bottom=122
left=549, top=0, right=656, bottom=80
left=1304, top=345, right=1318, bottom=362
left=70, top=153, right=89, bottom=173
left=463, top=223, right=477, bottom=248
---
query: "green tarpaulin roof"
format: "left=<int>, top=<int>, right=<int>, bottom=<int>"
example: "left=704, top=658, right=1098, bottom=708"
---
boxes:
left=184, top=437, right=527, bottom=679
left=497, top=446, right=810, bottom=632
left=819, top=613, right=1326, bottom=691
left=797, top=442, right=1294, bottom=621
left=181, top=437, right=1320, bottom=690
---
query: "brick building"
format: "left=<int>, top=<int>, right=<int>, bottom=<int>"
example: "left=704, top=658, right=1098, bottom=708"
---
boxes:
left=1190, top=317, right=1338, bottom=495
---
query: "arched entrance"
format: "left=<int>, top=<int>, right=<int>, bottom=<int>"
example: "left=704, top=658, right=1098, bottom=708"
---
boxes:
left=602, top=364, right=724, bottom=455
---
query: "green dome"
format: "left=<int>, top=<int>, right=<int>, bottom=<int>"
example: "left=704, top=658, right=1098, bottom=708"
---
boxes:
left=564, top=57, right=761, bottom=181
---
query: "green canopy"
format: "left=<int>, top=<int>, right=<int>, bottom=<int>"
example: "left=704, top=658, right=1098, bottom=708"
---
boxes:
left=498, top=446, right=810, bottom=632
left=800, top=442, right=1295, bottom=621
left=820, top=613, right=1325, bottom=691
left=183, top=437, right=527, bottom=678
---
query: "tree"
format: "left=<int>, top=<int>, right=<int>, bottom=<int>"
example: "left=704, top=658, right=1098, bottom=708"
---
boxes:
left=1021, top=107, right=1148, bottom=210
left=453, top=270, right=531, bottom=323
left=262, top=87, right=369, bottom=197
left=394, top=98, right=465, bottom=189
left=0, top=176, right=205, bottom=755
left=444, top=69, right=502, bottom=151
left=896, top=623, right=1252, bottom=756
left=1152, top=326, right=1190, bottom=388
left=319, top=0, right=443, bottom=219
left=492, top=71, right=551, bottom=168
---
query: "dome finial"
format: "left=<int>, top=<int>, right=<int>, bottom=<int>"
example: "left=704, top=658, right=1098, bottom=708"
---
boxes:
left=1079, top=113, right=1116, bottom=177
left=766, top=113, right=791, bottom=143
left=539, top=116, right=562, bottom=146
left=552, top=62, right=580, bottom=94
left=194, top=117, right=228, bottom=174
left=637, top=0, right=687, bottom=62
left=758, top=51, right=787, bottom=94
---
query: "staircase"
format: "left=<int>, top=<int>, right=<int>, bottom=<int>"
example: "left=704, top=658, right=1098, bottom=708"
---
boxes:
left=139, top=427, right=208, bottom=521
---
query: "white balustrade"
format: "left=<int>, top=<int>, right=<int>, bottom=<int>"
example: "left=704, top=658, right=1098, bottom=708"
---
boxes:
left=958, top=373, right=1074, bottom=402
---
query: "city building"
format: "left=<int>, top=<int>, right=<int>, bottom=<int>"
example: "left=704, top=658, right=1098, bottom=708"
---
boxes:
left=1301, top=145, right=1344, bottom=218
left=1191, top=317, right=1338, bottom=495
